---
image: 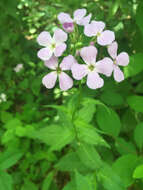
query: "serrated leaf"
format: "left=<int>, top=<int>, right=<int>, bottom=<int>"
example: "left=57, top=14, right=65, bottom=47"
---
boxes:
left=136, top=2, right=143, bottom=35
left=75, top=120, right=110, bottom=148
left=127, top=95, right=143, bottom=113
left=42, top=171, right=54, bottom=190
left=77, top=144, right=102, bottom=170
left=21, top=179, right=38, bottom=190
left=133, top=164, right=143, bottom=179
left=96, top=107, right=121, bottom=137
left=75, top=170, right=93, bottom=190
left=100, top=91, right=124, bottom=106
left=98, top=163, right=126, bottom=190
left=0, top=172, right=13, bottom=190
left=55, top=152, right=87, bottom=172
left=112, top=154, right=138, bottom=187
left=134, top=122, right=143, bottom=149
left=124, top=53, right=143, bottom=78
left=29, top=125, right=75, bottom=151
left=0, top=149, right=23, bottom=170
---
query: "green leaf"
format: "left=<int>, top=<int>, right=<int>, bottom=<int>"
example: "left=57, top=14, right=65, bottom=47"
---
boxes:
left=133, top=164, right=143, bottom=179
left=127, top=95, right=143, bottom=113
left=31, top=77, right=41, bottom=96
left=121, top=109, right=137, bottom=132
left=4, top=118, right=22, bottom=129
left=136, top=2, right=143, bottom=35
left=55, top=152, right=87, bottom=172
left=0, top=111, right=13, bottom=123
left=96, top=107, right=121, bottom=137
left=0, top=149, right=23, bottom=170
left=29, top=125, right=75, bottom=151
left=98, top=163, right=126, bottom=190
left=124, top=53, right=143, bottom=78
left=112, top=154, right=138, bottom=187
left=0, top=172, right=13, bottom=190
left=77, top=143, right=102, bottom=170
left=100, top=91, right=124, bottom=106
left=134, top=122, right=143, bottom=149
left=77, top=101, right=96, bottom=123
left=115, top=137, right=136, bottom=155
left=42, top=171, right=54, bottom=190
left=21, top=179, right=38, bottom=190
left=75, top=170, right=93, bottom=190
left=75, top=120, right=110, bottom=148
left=63, top=180, right=76, bottom=190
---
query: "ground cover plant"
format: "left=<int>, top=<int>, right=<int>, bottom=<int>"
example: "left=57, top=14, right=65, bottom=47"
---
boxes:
left=0, top=0, right=143, bottom=189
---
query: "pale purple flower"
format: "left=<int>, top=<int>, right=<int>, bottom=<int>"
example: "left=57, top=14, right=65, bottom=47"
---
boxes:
left=37, top=28, right=67, bottom=61
left=84, top=21, right=115, bottom=46
left=71, top=46, right=113, bottom=89
left=42, top=55, right=76, bottom=91
left=107, top=41, right=129, bottom=82
left=90, top=41, right=94, bottom=46
left=14, top=64, right=23, bottom=73
left=58, top=9, right=92, bottom=32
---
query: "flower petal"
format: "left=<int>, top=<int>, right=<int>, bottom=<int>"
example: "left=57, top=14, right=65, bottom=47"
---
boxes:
left=63, top=22, right=74, bottom=33
left=116, top=52, right=129, bottom=66
left=44, top=56, right=58, bottom=69
left=42, top=71, right=57, bottom=89
left=91, top=20, right=105, bottom=33
left=37, top=31, right=52, bottom=46
left=96, top=57, right=113, bottom=77
left=71, top=63, right=88, bottom=80
left=80, top=46, right=97, bottom=64
left=73, top=9, right=86, bottom=22
left=78, top=13, right=92, bottom=26
left=97, top=30, right=115, bottom=46
left=53, top=28, right=67, bottom=43
left=59, top=72, right=73, bottom=91
left=37, top=47, right=53, bottom=61
left=107, top=41, right=118, bottom=59
left=60, top=55, right=77, bottom=71
left=58, top=12, right=73, bottom=24
left=113, top=65, right=124, bottom=82
left=84, top=21, right=105, bottom=37
left=54, top=43, right=67, bottom=57
left=87, top=71, right=104, bottom=89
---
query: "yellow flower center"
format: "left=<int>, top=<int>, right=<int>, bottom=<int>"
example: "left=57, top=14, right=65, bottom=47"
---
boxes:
left=88, top=64, right=95, bottom=71
left=51, top=43, right=56, bottom=50
left=56, top=67, right=62, bottom=74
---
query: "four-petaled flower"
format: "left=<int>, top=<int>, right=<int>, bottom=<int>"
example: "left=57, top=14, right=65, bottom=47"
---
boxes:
left=42, top=55, right=76, bottom=91
left=107, top=41, right=129, bottom=82
left=71, top=46, right=113, bottom=89
left=37, top=9, right=129, bottom=91
left=84, top=21, right=115, bottom=46
left=58, top=9, right=91, bottom=33
left=37, top=28, right=67, bottom=61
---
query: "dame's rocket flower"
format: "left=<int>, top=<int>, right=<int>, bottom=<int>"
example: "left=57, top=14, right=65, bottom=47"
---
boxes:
left=58, top=9, right=91, bottom=32
left=84, top=21, right=115, bottom=46
left=42, top=55, right=76, bottom=91
left=37, top=28, right=67, bottom=61
left=71, top=46, right=113, bottom=89
left=107, top=41, right=129, bottom=82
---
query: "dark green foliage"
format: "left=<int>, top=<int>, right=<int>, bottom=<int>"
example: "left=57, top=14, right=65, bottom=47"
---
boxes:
left=0, top=0, right=143, bottom=190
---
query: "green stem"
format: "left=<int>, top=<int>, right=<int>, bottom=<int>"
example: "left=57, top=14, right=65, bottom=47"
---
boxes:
left=71, top=81, right=82, bottom=144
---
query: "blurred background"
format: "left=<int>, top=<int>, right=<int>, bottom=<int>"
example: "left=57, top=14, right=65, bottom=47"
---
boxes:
left=0, top=0, right=143, bottom=190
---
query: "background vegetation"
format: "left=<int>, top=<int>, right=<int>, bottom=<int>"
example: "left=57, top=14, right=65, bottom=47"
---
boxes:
left=0, top=0, right=143, bottom=189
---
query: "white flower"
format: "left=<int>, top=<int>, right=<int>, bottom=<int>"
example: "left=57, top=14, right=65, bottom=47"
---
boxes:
left=14, top=64, right=23, bottom=73
left=0, top=93, right=7, bottom=103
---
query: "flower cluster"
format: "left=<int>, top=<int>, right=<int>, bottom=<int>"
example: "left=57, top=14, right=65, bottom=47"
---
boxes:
left=37, top=8, right=129, bottom=91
